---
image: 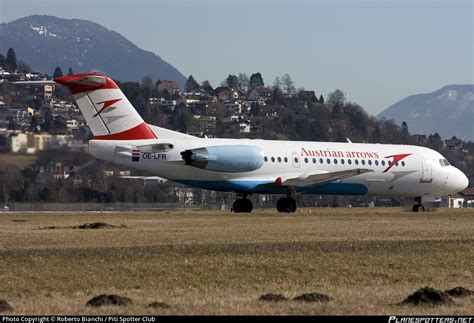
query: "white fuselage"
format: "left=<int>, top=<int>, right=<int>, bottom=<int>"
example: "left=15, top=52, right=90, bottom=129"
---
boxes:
left=89, top=136, right=468, bottom=198
left=53, top=73, right=468, bottom=204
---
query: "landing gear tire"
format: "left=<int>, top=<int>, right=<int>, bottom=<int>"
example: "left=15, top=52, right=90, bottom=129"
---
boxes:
left=412, top=204, right=425, bottom=212
left=232, top=198, right=253, bottom=213
left=412, top=197, right=424, bottom=212
left=276, top=197, right=297, bottom=213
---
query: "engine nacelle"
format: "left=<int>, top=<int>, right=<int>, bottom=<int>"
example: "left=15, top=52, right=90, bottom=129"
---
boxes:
left=181, top=145, right=264, bottom=173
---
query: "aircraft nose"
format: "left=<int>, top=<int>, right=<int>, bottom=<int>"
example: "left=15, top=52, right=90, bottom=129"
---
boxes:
left=448, top=168, right=469, bottom=193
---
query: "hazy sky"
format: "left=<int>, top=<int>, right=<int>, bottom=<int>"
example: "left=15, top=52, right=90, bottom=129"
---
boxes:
left=0, top=0, right=472, bottom=115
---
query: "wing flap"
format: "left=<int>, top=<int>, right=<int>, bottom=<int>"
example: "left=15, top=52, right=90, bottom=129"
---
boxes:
left=281, top=168, right=373, bottom=187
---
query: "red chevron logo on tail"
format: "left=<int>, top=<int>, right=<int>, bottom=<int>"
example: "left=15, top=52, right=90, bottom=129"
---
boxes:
left=93, top=98, right=122, bottom=117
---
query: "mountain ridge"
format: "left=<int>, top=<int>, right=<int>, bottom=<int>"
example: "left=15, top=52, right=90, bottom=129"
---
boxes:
left=0, top=15, right=186, bottom=85
left=377, top=84, right=474, bottom=141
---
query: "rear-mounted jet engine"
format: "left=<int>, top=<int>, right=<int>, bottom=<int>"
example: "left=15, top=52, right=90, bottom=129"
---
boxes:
left=181, top=145, right=264, bottom=173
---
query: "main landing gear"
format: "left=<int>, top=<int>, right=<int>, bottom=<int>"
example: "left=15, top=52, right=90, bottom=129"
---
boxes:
left=276, top=197, right=297, bottom=213
left=276, top=187, right=297, bottom=213
left=412, top=197, right=425, bottom=212
left=232, top=193, right=253, bottom=213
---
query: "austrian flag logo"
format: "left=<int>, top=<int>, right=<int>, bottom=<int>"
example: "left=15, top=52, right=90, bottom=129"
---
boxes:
left=132, top=149, right=140, bottom=162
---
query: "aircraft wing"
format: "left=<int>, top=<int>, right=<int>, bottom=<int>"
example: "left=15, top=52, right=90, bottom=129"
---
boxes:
left=277, top=168, right=373, bottom=187
left=116, top=176, right=168, bottom=183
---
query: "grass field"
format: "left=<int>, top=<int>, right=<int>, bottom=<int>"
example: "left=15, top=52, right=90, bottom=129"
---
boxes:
left=0, top=207, right=472, bottom=315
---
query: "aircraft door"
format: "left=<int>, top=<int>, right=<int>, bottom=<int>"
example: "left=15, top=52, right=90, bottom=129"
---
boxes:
left=292, top=152, right=300, bottom=168
left=421, top=158, right=433, bottom=183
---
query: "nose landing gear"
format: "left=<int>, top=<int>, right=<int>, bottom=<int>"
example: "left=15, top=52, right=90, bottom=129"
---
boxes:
left=412, top=197, right=425, bottom=212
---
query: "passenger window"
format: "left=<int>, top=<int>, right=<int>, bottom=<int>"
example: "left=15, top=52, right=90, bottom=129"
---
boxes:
left=361, top=160, right=365, bottom=165
left=388, top=160, right=391, bottom=165
left=375, top=160, right=379, bottom=166
left=368, top=160, right=372, bottom=166
left=319, top=158, right=324, bottom=164
left=304, top=158, right=308, bottom=163
left=355, top=160, right=359, bottom=165
left=271, top=157, right=275, bottom=162
left=341, top=159, right=345, bottom=165
left=327, top=158, right=331, bottom=164
left=284, top=157, right=288, bottom=163
left=294, top=157, right=299, bottom=163
left=277, top=157, right=281, bottom=163
left=401, top=161, right=405, bottom=167
left=334, top=159, right=338, bottom=164
left=312, top=158, right=316, bottom=164
left=264, top=157, right=268, bottom=162
left=381, top=160, right=385, bottom=166
left=348, top=159, right=352, bottom=165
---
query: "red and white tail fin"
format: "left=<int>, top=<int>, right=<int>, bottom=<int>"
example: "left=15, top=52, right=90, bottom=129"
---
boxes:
left=54, top=73, right=157, bottom=140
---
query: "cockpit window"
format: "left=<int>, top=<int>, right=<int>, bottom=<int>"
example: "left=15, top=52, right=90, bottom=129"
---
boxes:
left=439, top=159, right=451, bottom=167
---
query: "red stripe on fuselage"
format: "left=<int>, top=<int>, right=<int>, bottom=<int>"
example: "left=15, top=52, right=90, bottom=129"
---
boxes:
left=92, top=122, right=157, bottom=140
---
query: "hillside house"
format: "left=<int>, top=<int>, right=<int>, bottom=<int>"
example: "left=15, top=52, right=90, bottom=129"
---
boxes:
left=247, top=87, right=272, bottom=102
left=298, top=90, right=317, bottom=102
left=224, top=101, right=242, bottom=114
left=215, top=88, right=246, bottom=102
left=444, top=138, right=463, bottom=151
left=44, top=84, right=54, bottom=99
left=66, top=119, right=80, bottom=131
left=192, top=115, right=216, bottom=135
left=222, top=116, right=251, bottom=134
left=239, top=122, right=251, bottom=134
left=158, top=81, right=180, bottom=95
left=411, top=134, right=427, bottom=144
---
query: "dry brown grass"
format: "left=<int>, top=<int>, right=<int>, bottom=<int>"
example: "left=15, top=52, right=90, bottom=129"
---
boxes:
left=0, top=153, right=37, bottom=170
left=0, top=207, right=472, bottom=315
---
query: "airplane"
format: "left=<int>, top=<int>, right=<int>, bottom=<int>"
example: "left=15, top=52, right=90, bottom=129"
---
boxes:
left=54, top=73, right=469, bottom=213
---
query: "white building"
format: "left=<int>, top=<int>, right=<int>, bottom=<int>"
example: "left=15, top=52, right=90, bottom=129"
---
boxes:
left=440, top=196, right=464, bottom=208
left=44, top=84, right=54, bottom=99
left=239, top=122, right=251, bottom=133
left=247, top=87, right=272, bottom=102
left=10, top=133, right=28, bottom=153
left=67, top=119, right=79, bottom=131
left=224, top=101, right=242, bottom=114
